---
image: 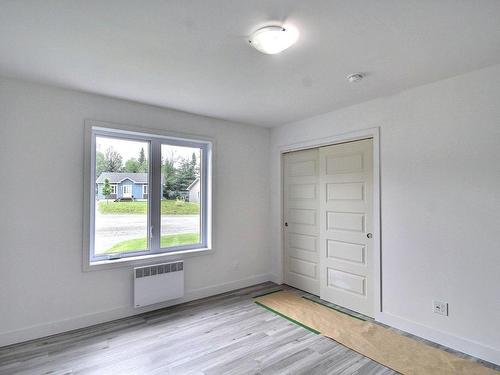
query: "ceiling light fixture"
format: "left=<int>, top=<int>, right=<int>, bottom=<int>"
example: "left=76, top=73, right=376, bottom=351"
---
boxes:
left=249, top=25, right=299, bottom=55
left=347, top=73, right=365, bottom=83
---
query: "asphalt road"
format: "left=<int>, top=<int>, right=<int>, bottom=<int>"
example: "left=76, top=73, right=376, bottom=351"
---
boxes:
left=94, top=212, right=200, bottom=254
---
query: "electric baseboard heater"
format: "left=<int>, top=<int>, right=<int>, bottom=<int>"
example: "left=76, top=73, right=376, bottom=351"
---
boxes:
left=134, top=261, right=184, bottom=308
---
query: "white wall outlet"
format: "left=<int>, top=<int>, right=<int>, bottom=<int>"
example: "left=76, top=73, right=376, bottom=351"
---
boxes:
left=433, top=301, right=448, bottom=316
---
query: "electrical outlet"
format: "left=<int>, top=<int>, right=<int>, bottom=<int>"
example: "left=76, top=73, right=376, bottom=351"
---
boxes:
left=433, top=301, right=448, bottom=316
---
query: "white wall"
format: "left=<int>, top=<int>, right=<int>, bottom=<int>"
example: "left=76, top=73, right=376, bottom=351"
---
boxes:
left=269, top=64, right=500, bottom=364
left=1, top=63, right=499, bottom=364
left=0, top=77, right=272, bottom=346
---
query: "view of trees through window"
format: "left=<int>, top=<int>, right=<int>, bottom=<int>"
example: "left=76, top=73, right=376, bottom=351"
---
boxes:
left=161, top=144, right=201, bottom=248
left=94, top=136, right=201, bottom=256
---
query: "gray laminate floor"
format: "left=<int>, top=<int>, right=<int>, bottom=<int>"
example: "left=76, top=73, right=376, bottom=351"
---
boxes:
left=0, top=282, right=497, bottom=374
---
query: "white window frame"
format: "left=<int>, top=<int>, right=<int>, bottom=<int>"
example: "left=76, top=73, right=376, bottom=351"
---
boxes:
left=110, top=184, right=117, bottom=194
left=83, top=120, right=213, bottom=271
left=142, top=184, right=148, bottom=196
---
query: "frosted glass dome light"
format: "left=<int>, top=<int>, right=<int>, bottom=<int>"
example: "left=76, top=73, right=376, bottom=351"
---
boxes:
left=249, top=25, right=299, bottom=55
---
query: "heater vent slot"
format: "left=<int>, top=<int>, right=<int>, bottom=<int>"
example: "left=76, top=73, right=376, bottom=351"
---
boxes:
left=135, top=261, right=183, bottom=279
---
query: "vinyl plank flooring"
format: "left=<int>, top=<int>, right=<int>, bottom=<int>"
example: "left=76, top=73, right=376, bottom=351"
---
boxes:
left=0, top=282, right=496, bottom=374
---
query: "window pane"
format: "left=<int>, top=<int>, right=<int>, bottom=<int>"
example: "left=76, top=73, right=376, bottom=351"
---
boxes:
left=161, top=144, right=201, bottom=248
left=94, top=136, right=149, bottom=256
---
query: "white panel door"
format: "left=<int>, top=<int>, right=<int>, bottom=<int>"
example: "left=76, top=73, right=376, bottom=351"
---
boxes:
left=122, top=184, right=132, bottom=198
left=319, top=139, right=374, bottom=317
left=283, top=148, right=320, bottom=295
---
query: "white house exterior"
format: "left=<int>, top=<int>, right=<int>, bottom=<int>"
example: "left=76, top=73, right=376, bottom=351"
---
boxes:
left=187, top=178, right=200, bottom=203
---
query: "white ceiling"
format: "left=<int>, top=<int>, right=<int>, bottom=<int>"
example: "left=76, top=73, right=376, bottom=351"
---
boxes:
left=1, top=1, right=500, bottom=127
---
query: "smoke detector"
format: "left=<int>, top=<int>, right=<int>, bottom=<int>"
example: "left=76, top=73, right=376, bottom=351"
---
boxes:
left=347, top=73, right=365, bottom=83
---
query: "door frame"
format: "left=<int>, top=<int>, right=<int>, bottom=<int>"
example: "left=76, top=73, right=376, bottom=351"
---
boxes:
left=279, top=127, right=382, bottom=316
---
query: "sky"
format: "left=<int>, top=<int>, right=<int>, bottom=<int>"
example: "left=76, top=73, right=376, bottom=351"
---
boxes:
left=96, top=136, right=199, bottom=166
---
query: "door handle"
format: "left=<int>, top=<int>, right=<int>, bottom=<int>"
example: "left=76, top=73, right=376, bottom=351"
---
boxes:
left=284, top=222, right=288, bottom=227
left=367, top=233, right=372, bottom=239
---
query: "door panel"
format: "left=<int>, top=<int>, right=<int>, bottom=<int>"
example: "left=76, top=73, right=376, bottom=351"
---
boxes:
left=289, top=233, right=317, bottom=252
left=289, top=257, right=317, bottom=279
left=283, top=149, right=320, bottom=295
left=290, top=184, right=316, bottom=199
left=327, top=268, right=366, bottom=295
left=319, top=139, right=374, bottom=317
left=327, top=182, right=365, bottom=200
left=325, top=153, right=364, bottom=174
left=326, top=212, right=365, bottom=232
left=289, top=208, right=316, bottom=226
left=327, top=240, right=365, bottom=264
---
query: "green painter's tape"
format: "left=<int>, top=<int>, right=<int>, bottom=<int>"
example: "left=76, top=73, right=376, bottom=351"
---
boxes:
left=252, top=289, right=283, bottom=298
left=254, top=301, right=321, bottom=335
left=301, top=296, right=367, bottom=321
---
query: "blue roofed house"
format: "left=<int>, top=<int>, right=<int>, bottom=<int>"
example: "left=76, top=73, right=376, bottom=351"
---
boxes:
left=96, top=172, right=148, bottom=200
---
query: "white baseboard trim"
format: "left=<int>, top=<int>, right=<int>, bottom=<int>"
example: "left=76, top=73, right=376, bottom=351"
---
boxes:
left=268, top=272, right=283, bottom=285
left=0, top=273, right=273, bottom=348
left=376, top=312, right=500, bottom=365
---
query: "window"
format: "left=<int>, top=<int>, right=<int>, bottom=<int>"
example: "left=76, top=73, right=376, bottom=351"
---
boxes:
left=86, top=123, right=212, bottom=265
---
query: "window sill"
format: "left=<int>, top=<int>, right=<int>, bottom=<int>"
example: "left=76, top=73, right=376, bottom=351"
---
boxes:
left=84, top=247, right=213, bottom=272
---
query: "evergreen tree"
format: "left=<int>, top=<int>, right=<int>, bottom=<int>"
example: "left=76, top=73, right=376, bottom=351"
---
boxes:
left=176, top=154, right=198, bottom=191
left=190, top=152, right=199, bottom=177
left=160, top=151, right=199, bottom=199
left=138, top=147, right=146, bottom=165
left=102, top=178, right=112, bottom=203
left=162, top=158, right=177, bottom=198
left=138, top=147, right=148, bottom=172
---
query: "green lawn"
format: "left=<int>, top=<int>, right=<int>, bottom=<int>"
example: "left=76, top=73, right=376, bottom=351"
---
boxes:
left=104, top=232, right=200, bottom=254
left=98, top=199, right=199, bottom=215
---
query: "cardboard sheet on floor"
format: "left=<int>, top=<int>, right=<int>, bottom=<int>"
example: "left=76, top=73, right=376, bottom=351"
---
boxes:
left=255, top=291, right=498, bottom=375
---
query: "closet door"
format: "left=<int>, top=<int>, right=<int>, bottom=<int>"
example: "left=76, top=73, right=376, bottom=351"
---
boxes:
left=283, top=148, right=320, bottom=295
left=319, top=139, right=374, bottom=317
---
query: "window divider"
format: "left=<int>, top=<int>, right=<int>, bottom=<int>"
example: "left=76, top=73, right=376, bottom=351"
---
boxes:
left=150, top=139, right=162, bottom=251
